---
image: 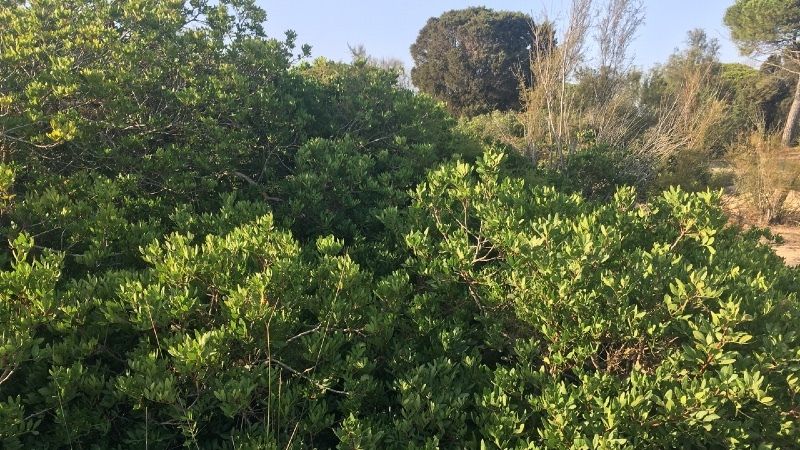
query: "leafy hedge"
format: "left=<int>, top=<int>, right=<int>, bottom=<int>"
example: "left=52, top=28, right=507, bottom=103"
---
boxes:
left=3, top=151, right=799, bottom=448
left=2, top=1, right=799, bottom=448
left=404, top=152, right=799, bottom=448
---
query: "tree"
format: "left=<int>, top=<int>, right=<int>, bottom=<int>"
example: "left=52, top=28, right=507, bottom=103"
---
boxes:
left=719, top=60, right=794, bottom=134
left=724, top=0, right=800, bottom=146
left=410, top=7, right=536, bottom=117
left=348, top=44, right=412, bottom=88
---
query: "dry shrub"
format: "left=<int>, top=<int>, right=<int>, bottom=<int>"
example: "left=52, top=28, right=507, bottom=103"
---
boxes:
left=522, top=0, right=594, bottom=167
left=581, top=80, right=647, bottom=146
left=638, top=68, right=728, bottom=166
left=731, top=131, right=800, bottom=224
left=521, top=0, right=645, bottom=169
left=460, top=111, right=526, bottom=150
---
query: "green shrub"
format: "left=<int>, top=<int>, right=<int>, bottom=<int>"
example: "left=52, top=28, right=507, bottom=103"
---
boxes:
left=652, top=148, right=713, bottom=193
left=403, top=150, right=800, bottom=448
left=556, top=145, right=641, bottom=200
left=2, top=151, right=798, bottom=448
left=2, top=1, right=799, bottom=447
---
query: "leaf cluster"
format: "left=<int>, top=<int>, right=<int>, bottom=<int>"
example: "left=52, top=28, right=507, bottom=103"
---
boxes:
left=1, top=1, right=799, bottom=448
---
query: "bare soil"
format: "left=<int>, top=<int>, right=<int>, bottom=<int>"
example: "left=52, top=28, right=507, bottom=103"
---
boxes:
left=771, top=225, right=800, bottom=267
left=721, top=194, right=800, bottom=267
left=710, top=150, right=800, bottom=266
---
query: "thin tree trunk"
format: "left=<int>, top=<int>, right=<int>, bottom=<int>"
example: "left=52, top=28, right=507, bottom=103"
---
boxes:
left=781, top=75, right=800, bottom=147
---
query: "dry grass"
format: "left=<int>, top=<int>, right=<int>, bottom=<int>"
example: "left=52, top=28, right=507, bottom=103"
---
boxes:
left=520, top=0, right=646, bottom=169
left=729, top=132, right=800, bottom=225
left=720, top=132, right=800, bottom=266
left=522, top=0, right=594, bottom=167
left=633, top=57, right=729, bottom=187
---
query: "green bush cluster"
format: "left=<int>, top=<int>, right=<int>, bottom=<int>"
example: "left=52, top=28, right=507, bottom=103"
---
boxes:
left=2, top=1, right=799, bottom=448
left=2, top=151, right=799, bottom=448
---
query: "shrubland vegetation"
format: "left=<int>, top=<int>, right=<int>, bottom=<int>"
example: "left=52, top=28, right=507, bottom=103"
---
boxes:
left=1, top=0, right=799, bottom=448
left=450, top=0, right=800, bottom=225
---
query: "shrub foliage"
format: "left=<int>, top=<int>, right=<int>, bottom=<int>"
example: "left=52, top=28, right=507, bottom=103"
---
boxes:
left=3, top=151, right=800, bottom=448
left=1, top=1, right=799, bottom=448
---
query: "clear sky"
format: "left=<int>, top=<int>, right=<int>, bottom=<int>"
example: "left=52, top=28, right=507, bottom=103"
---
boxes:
left=258, top=0, right=752, bottom=71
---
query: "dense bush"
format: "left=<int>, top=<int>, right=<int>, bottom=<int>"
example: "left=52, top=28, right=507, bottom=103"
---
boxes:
left=0, top=0, right=470, bottom=272
left=558, top=145, right=642, bottom=199
left=2, top=1, right=799, bottom=448
left=3, top=151, right=800, bottom=448
left=404, top=152, right=800, bottom=447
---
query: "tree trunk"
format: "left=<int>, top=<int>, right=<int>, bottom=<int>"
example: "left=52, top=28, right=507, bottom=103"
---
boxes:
left=781, top=75, right=800, bottom=147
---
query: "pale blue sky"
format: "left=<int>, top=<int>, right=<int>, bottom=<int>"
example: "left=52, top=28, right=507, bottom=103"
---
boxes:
left=259, top=0, right=752, bottom=71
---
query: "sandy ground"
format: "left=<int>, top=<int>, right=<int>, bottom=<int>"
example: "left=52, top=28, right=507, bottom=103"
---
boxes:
left=771, top=225, right=800, bottom=267
left=720, top=194, right=800, bottom=267
left=711, top=150, right=800, bottom=267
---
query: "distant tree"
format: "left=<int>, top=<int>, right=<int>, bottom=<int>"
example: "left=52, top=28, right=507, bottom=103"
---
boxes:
left=666, top=29, right=721, bottom=75
left=410, top=7, right=537, bottom=117
left=757, top=56, right=796, bottom=129
left=719, top=60, right=793, bottom=133
left=724, top=0, right=800, bottom=146
left=348, top=44, right=411, bottom=88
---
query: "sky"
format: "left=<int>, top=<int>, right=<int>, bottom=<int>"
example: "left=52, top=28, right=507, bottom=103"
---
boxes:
left=259, top=0, right=753, bottom=71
